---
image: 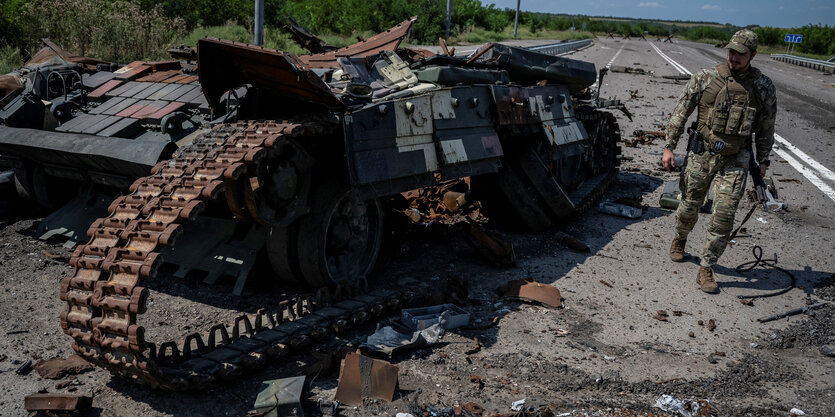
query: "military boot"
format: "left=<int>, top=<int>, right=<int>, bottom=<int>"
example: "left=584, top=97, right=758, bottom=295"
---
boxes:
left=669, top=238, right=686, bottom=262
left=696, top=266, right=719, bottom=294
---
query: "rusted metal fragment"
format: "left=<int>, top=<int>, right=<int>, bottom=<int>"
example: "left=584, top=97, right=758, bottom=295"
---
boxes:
left=197, top=38, right=344, bottom=112
left=554, top=231, right=590, bottom=252
left=0, top=74, right=24, bottom=106
left=114, top=63, right=152, bottom=81
left=334, top=351, right=398, bottom=406
left=88, top=79, right=124, bottom=101
left=250, top=376, right=306, bottom=417
left=143, top=60, right=181, bottom=72
left=463, top=223, right=515, bottom=267
left=24, top=393, right=92, bottom=412
left=27, top=38, right=108, bottom=70
left=146, top=101, right=186, bottom=122
left=137, top=69, right=179, bottom=83
left=500, top=280, right=562, bottom=308
left=299, top=17, right=415, bottom=69
left=400, top=47, right=436, bottom=61
left=34, top=354, right=94, bottom=379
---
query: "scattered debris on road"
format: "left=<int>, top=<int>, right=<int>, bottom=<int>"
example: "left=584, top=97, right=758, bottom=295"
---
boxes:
left=24, top=393, right=92, bottom=413
left=335, top=351, right=398, bottom=405
left=248, top=376, right=306, bottom=417
left=499, top=280, right=563, bottom=308
left=34, top=355, right=94, bottom=379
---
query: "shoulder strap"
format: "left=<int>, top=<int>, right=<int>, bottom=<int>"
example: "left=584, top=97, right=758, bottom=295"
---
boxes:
left=716, top=63, right=731, bottom=78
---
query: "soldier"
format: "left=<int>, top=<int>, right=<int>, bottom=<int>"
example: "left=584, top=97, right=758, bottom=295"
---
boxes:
left=661, top=29, right=777, bottom=294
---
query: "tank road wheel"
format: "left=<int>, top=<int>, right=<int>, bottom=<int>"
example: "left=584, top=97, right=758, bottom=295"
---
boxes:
left=265, top=224, right=303, bottom=284
left=295, top=180, right=383, bottom=288
left=13, top=166, right=76, bottom=212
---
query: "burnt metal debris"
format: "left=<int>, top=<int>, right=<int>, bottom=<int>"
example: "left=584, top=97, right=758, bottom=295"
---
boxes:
left=249, top=376, right=307, bottom=417
left=0, top=17, right=622, bottom=390
left=334, top=351, right=398, bottom=405
left=24, top=393, right=92, bottom=413
left=499, top=280, right=563, bottom=308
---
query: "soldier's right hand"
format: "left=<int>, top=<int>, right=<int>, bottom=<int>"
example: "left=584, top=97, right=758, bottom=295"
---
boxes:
left=662, top=148, right=676, bottom=172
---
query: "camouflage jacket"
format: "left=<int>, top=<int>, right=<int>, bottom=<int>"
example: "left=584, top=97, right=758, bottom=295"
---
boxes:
left=665, top=64, right=777, bottom=164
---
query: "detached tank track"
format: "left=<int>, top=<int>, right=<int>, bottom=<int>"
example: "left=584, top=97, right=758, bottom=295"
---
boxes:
left=572, top=109, right=622, bottom=215
left=59, top=120, right=438, bottom=391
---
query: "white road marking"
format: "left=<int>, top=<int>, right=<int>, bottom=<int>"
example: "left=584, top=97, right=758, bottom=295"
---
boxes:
left=591, top=41, right=626, bottom=91
left=774, top=133, right=835, bottom=182
left=657, top=48, right=835, bottom=202
left=774, top=148, right=835, bottom=202
left=606, top=42, right=625, bottom=69
left=650, top=42, right=692, bottom=75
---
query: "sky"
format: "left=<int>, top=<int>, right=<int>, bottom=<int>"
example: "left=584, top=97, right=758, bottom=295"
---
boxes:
left=485, top=0, right=834, bottom=28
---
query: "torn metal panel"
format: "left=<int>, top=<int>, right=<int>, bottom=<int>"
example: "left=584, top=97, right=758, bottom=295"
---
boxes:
left=24, top=393, right=92, bottom=412
left=335, top=351, right=398, bottom=405
left=500, top=280, right=562, bottom=308
left=478, top=43, right=597, bottom=93
left=464, top=224, right=516, bottom=267
left=196, top=38, right=344, bottom=113
left=34, top=355, right=94, bottom=379
left=299, top=17, right=416, bottom=69
left=251, top=376, right=306, bottom=417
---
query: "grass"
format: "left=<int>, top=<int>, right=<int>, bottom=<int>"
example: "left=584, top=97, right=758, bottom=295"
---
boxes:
left=176, top=25, right=388, bottom=54
left=449, top=26, right=593, bottom=45
left=0, top=45, right=22, bottom=74
left=175, top=24, right=308, bottom=54
left=589, top=16, right=726, bottom=28
left=757, top=44, right=832, bottom=61
left=684, top=38, right=833, bottom=61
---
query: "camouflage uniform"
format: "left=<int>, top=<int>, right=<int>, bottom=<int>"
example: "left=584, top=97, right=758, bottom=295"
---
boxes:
left=664, top=31, right=777, bottom=268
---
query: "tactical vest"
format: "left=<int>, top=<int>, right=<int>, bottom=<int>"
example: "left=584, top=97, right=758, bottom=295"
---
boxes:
left=697, top=64, right=760, bottom=155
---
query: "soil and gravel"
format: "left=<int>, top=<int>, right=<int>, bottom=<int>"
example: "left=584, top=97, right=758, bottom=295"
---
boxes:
left=0, top=38, right=833, bottom=417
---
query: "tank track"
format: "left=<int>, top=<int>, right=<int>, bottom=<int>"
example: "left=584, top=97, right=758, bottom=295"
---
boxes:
left=573, top=108, right=622, bottom=214
left=58, top=120, right=440, bottom=390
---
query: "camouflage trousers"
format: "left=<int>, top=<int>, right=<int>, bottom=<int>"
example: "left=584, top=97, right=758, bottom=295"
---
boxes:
left=674, top=150, right=749, bottom=267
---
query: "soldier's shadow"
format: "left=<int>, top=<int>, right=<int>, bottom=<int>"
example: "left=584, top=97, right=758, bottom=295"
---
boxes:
left=711, top=262, right=830, bottom=298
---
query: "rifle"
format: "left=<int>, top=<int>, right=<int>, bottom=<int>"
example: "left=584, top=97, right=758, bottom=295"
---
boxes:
left=746, top=139, right=785, bottom=211
left=728, top=139, right=786, bottom=241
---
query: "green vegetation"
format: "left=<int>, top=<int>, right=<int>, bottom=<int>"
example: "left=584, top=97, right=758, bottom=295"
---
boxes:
left=0, top=0, right=833, bottom=72
left=0, top=45, right=22, bottom=74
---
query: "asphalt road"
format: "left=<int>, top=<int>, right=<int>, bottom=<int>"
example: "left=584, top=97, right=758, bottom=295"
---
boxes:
left=0, top=37, right=832, bottom=416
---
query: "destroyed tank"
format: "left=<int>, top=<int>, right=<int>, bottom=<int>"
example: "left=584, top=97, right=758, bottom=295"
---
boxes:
left=0, top=20, right=620, bottom=390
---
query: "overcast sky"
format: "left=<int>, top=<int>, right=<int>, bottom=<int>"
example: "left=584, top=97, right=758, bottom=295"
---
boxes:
left=484, top=0, right=833, bottom=28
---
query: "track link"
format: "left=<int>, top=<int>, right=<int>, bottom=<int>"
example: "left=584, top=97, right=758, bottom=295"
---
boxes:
left=58, top=121, right=438, bottom=390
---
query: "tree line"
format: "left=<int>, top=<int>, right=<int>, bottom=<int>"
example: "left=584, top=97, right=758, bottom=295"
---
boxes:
left=1, top=0, right=832, bottom=68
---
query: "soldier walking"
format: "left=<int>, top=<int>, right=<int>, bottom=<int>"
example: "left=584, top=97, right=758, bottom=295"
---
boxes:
left=661, top=30, right=777, bottom=293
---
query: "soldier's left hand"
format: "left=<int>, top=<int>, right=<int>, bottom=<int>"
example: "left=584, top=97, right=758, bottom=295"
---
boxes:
left=759, top=164, right=767, bottom=178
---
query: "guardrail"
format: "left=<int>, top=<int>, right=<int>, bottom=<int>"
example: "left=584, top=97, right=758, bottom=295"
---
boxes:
left=770, top=54, right=835, bottom=74
left=528, top=39, right=593, bottom=56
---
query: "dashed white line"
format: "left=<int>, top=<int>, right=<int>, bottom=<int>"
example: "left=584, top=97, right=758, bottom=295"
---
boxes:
left=591, top=42, right=626, bottom=91
left=606, top=43, right=625, bottom=69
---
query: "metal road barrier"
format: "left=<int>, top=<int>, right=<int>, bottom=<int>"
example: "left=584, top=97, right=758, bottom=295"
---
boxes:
left=770, top=54, right=835, bottom=74
left=528, top=39, right=593, bottom=55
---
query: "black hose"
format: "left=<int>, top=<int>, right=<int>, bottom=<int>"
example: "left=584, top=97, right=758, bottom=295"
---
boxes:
left=734, top=245, right=795, bottom=299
